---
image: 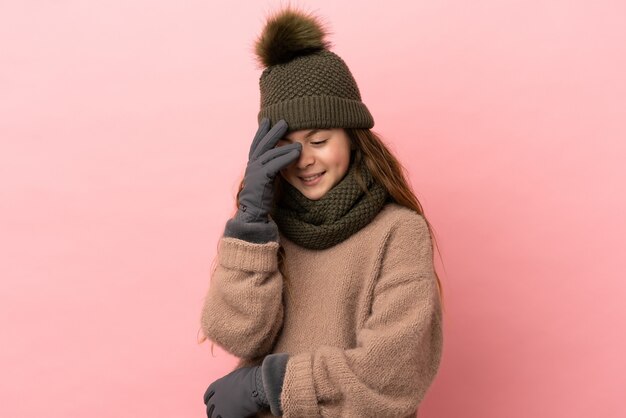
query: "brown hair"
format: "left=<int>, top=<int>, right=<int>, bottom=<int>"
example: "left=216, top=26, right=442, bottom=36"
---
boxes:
left=197, top=128, right=445, bottom=349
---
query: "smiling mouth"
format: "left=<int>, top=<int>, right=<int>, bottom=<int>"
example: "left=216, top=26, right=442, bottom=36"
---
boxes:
left=299, top=172, right=325, bottom=181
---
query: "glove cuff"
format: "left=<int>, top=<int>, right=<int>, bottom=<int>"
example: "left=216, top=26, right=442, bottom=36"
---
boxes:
left=253, top=366, right=270, bottom=408
left=261, top=353, right=290, bottom=416
left=223, top=213, right=279, bottom=243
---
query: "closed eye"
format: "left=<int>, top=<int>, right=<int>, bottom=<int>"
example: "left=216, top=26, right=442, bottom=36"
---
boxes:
left=311, top=140, right=328, bottom=145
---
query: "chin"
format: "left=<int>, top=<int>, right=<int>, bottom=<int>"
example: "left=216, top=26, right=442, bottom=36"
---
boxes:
left=288, top=184, right=316, bottom=199
left=301, top=190, right=325, bottom=200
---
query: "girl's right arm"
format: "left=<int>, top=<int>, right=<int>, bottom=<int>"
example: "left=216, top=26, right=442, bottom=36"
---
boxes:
left=200, top=118, right=300, bottom=359
left=200, top=235, right=284, bottom=359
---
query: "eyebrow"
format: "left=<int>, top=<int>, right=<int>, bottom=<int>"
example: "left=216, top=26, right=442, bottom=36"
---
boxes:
left=283, top=129, right=324, bottom=142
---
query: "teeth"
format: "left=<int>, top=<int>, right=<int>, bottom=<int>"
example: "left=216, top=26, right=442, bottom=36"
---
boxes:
left=302, top=173, right=322, bottom=181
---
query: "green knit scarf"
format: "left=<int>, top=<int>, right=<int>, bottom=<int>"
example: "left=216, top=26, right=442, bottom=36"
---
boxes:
left=270, top=159, right=389, bottom=250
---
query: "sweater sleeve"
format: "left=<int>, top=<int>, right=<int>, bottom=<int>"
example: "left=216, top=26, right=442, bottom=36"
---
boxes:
left=200, top=235, right=284, bottom=360
left=279, top=214, right=443, bottom=418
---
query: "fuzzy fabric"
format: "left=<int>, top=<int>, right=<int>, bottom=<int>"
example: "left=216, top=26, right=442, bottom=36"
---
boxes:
left=254, top=7, right=331, bottom=68
left=201, top=203, right=443, bottom=418
left=254, top=7, right=374, bottom=131
left=270, top=159, right=389, bottom=250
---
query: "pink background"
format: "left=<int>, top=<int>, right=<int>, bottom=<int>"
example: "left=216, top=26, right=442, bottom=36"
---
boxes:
left=1, top=1, right=625, bottom=417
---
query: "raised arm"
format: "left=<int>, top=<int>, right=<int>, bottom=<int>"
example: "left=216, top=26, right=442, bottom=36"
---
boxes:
left=200, top=117, right=300, bottom=359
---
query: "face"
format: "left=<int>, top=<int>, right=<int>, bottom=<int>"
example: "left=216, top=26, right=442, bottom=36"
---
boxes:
left=276, top=128, right=353, bottom=200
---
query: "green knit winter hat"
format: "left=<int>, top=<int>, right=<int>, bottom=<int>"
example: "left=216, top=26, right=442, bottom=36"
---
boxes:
left=254, top=8, right=374, bottom=131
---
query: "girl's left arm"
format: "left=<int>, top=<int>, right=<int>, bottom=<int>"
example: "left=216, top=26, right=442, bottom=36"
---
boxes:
left=264, top=214, right=444, bottom=417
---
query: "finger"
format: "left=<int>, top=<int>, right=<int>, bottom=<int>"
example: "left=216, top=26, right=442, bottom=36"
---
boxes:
left=251, top=119, right=288, bottom=160
left=248, top=117, right=271, bottom=160
left=259, top=142, right=301, bottom=165
left=264, top=146, right=302, bottom=175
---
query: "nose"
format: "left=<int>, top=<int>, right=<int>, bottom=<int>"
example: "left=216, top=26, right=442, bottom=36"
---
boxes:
left=296, top=144, right=314, bottom=169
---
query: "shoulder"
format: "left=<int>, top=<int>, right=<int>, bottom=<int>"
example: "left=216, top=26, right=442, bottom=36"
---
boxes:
left=369, top=203, right=433, bottom=261
left=373, top=203, right=434, bottom=277
left=371, top=203, right=430, bottom=239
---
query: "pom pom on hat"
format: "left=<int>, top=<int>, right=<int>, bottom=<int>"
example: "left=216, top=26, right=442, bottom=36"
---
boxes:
left=254, top=7, right=332, bottom=68
left=254, top=7, right=374, bottom=131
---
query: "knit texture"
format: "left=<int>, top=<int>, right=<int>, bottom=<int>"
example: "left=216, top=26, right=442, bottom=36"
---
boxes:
left=200, top=203, right=443, bottom=417
left=271, top=158, right=389, bottom=250
left=258, top=50, right=374, bottom=131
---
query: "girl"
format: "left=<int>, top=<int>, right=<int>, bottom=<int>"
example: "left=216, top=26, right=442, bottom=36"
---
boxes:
left=199, top=7, right=444, bottom=418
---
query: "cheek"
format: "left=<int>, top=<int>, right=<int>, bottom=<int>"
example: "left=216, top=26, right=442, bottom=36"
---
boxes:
left=327, top=148, right=350, bottom=170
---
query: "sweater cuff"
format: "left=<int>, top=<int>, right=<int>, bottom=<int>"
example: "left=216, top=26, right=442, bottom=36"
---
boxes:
left=280, top=352, right=319, bottom=417
left=218, top=237, right=279, bottom=273
left=261, top=353, right=289, bottom=416
left=223, top=214, right=279, bottom=244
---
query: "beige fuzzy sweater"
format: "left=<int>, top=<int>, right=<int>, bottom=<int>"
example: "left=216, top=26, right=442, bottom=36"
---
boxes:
left=201, top=203, right=443, bottom=417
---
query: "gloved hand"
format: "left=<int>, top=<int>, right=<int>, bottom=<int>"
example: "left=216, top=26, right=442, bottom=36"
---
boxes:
left=203, top=365, right=268, bottom=418
left=237, top=117, right=301, bottom=223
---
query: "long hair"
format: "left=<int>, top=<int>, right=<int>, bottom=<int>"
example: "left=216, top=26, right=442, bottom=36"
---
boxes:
left=197, top=128, right=445, bottom=349
left=344, top=128, right=445, bottom=305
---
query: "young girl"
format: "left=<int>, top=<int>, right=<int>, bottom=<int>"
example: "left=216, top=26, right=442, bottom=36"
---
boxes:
left=199, top=7, right=444, bottom=418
